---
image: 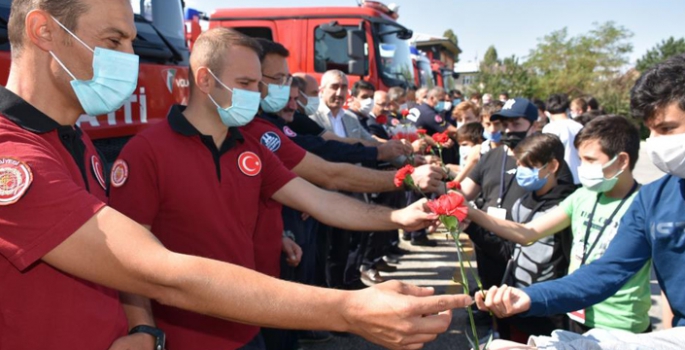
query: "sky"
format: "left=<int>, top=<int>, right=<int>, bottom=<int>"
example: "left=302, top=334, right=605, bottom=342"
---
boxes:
left=184, top=0, right=685, bottom=67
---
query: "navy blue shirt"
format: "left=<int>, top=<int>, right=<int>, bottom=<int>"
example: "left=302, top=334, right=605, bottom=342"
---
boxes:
left=257, top=113, right=378, bottom=164
left=406, top=103, right=449, bottom=135
left=524, top=174, right=685, bottom=327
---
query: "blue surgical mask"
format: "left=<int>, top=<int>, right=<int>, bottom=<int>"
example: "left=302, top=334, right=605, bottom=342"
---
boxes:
left=435, top=101, right=445, bottom=112
left=453, top=98, right=462, bottom=106
left=49, top=16, right=139, bottom=116
left=261, top=83, right=290, bottom=113
left=483, top=130, right=502, bottom=143
left=297, top=92, right=320, bottom=115
left=516, top=164, right=549, bottom=191
left=207, top=70, right=260, bottom=127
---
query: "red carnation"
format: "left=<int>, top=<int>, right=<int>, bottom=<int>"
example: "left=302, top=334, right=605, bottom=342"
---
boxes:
left=376, top=114, right=388, bottom=125
left=417, top=128, right=428, bottom=136
left=447, top=181, right=462, bottom=190
left=432, top=132, right=449, bottom=145
left=401, top=109, right=410, bottom=117
left=426, top=192, right=469, bottom=222
left=393, top=164, right=415, bottom=188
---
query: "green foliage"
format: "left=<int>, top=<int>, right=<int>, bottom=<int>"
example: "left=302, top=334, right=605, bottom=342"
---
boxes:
left=636, top=37, right=685, bottom=72
left=483, top=45, right=499, bottom=66
left=443, top=29, right=460, bottom=62
left=472, top=54, right=537, bottom=98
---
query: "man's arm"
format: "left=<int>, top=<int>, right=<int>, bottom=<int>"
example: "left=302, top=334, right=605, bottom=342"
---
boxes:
left=43, top=207, right=470, bottom=349
left=477, top=192, right=653, bottom=318
left=468, top=206, right=571, bottom=245
left=272, top=177, right=438, bottom=233
left=459, top=177, right=482, bottom=201
left=292, top=153, right=443, bottom=193
left=321, top=130, right=378, bottom=147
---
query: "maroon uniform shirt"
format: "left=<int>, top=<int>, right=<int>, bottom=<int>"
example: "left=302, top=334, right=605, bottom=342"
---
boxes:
left=109, top=105, right=296, bottom=349
left=0, top=87, right=127, bottom=349
left=241, top=118, right=307, bottom=278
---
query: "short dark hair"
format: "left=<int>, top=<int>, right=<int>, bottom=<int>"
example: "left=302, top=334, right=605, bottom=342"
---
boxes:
left=457, top=122, right=484, bottom=144
left=9, top=0, right=89, bottom=57
left=630, top=54, right=685, bottom=124
left=546, top=93, right=570, bottom=114
left=481, top=100, right=504, bottom=118
left=351, top=80, right=376, bottom=98
left=450, top=89, right=463, bottom=98
left=514, top=133, right=565, bottom=175
left=255, top=38, right=290, bottom=61
left=292, top=76, right=307, bottom=92
left=532, top=98, right=546, bottom=113
left=584, top=96, right=600, bottom=111
left=571, top=98, right=588, bottom=113
left=499, top=92, right=509, bottom=98
left=574, top=115, right=640, bottom=170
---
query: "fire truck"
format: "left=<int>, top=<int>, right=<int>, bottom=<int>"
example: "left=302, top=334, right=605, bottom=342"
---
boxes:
left=0, top=0, right=190, bottom=162
left=185, top=0, right=416, bottom=92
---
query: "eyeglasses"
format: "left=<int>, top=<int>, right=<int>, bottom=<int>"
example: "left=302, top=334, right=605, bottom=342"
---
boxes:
left=261, top=73, right=293, bottom=87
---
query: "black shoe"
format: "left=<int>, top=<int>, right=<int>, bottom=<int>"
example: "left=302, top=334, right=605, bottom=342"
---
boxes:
left=298, top=330, right=333, bottom=344
left=383, top=255, right=400, bottom=265
left=389, top=246, right=411, bottom=255
left=411, top=236, right=437, bottom=247
left=375, top=260, right=398, bottom=272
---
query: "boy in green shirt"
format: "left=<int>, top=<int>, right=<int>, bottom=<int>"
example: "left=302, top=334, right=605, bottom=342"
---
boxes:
left=466, top=115, right=651, bottom=333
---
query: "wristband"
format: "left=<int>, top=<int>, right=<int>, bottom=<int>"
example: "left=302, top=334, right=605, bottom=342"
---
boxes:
left=129, top=325, right=165, bottom=350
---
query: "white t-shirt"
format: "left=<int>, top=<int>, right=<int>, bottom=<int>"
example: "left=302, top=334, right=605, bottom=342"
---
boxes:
left=543, top=118, right=583, bottom=184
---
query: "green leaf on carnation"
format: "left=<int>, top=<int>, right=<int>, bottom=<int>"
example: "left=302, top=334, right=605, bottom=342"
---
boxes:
left=440, top=215, right=458, bottom=232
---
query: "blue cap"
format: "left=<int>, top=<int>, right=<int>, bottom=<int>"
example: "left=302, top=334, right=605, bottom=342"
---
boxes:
left=491, top=98, right=538, bottom=123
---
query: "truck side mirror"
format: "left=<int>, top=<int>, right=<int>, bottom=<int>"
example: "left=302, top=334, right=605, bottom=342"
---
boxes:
left=347, top=29, right=367, bottom=76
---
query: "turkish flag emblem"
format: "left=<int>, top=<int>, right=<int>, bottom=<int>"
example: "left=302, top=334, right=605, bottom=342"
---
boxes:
left=238, top=151, right=262, bottom=176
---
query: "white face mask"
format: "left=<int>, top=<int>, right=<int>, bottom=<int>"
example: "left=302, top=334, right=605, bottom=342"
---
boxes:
left=456, top=121, right=465, bottom=129
left=297, top=92, right=320, bottom=115
left=443, top=101, right=452, bottom=111
left=577, top=156, right=623, bottom=192
left=646, top=132, right=685, bottom=178
left=358, top=98, right=375, bottom=116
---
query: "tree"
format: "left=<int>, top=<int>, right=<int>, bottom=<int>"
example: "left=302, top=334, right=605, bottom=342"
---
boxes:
left=636, top=37, right=685, bottom=72
left=523, top=21, right=633, bottom=114
left=473, top=52, right=536, bottom=98
left=443, top=29, right=460, bottom=62
left=483, top=46, right=499, bottom=66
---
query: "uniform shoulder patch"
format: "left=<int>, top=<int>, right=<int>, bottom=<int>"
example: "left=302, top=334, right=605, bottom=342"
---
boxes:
left=282, top=126, right=297, bottom=137
left=434, top=115, right=444, bottom=124
left=91, top=155, right=107, bottom=190
left=260, top=131, right=281, bottom=152
left=0, top=158, right=33, bottom=206
left=407, top=108, right=420, bottom=123
left=110, top=159, right=129, bottom=188
left=238, top=151, right=262, bottom=176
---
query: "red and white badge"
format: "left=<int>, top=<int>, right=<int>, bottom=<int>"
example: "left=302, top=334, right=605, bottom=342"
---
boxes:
left=282, top=126, right=297, bottom=137
left=91, top=155, right=107, bottom=190
left=435, top=115, right=444, bottom=123
left=0, top=158, right=33, bottom=206
left=391, top=118, right=400, bottom=126
left=110, top=159, right=129, bottom=188
left=238, top=151, right=262, bottom=176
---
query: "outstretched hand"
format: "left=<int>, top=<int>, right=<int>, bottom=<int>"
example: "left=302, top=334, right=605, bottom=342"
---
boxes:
left=474, top=285, right=531, bottom=318
left=345, top=280, right=472, bottom=350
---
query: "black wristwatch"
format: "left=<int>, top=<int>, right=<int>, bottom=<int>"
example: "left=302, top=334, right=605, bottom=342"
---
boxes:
left=129, top=325, right=166, bottom=350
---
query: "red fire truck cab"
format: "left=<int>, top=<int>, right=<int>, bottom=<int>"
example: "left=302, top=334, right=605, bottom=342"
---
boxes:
left=186, top=1, right=416, bottom=91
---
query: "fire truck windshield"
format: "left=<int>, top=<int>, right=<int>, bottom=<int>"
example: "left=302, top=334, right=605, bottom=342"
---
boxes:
left=375, top=24, right=414, bottom=88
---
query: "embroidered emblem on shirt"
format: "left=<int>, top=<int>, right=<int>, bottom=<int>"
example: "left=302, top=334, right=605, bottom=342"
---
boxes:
left=91, top=155, right=107, bottom=190
left=260, top=132, right=282, bottom=152
left=282, top=126, right=297, bottom=137
left=238, top=152, right=262, bottom=176
left=110, top=159, right=129, bottom=188
left=0, top=158, right=33, bottom=206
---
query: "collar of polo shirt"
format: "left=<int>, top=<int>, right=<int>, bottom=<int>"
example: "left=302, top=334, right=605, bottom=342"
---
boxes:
left=0, top=86, right=66, bottom=133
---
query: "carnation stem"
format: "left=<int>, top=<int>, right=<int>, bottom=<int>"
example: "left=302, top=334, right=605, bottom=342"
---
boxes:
left=450, top=228, right=481, bottom=350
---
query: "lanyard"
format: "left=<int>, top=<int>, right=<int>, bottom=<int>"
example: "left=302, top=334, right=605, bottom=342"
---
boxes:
left=581, top=181, right=639, bottom=265
left=497, top=146, right=515, bottom=208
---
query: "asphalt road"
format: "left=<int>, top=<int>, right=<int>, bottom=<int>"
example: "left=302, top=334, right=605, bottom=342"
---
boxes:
left=302, top=142, right=667, bottom=350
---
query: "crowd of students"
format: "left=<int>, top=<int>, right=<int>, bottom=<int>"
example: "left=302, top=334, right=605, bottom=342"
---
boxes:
left=2, top=1, right=685, bottom=350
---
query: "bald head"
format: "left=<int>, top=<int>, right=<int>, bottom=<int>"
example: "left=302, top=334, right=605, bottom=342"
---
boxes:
left=294, top=72, right=319, bottom=97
